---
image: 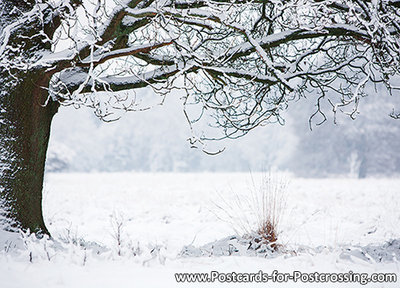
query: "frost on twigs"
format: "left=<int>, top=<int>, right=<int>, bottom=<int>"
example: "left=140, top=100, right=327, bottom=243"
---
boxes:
left=109, top=211, right=141, bottom=258
left=0, top=226, right=169, bottom=266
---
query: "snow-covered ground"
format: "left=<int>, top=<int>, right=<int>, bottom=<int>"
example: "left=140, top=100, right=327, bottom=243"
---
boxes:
left=1, top=173, right=399, bottom=287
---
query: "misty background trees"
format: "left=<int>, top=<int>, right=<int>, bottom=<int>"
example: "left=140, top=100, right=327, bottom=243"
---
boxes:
left=47, top=86, right=400, bottom=178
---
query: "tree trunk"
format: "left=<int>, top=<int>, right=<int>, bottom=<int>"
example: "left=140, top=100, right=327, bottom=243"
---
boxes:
left=0, top=71, right=59, bottom=234
left=357, top=135, right=368, bottom=179
left=0, top=0, right=62, bottom=235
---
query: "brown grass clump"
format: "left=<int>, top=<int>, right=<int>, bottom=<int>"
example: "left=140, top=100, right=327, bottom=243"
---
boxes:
left=257, top=220, right=279, bottom=251
left=214, top=172, right=288, bottom=253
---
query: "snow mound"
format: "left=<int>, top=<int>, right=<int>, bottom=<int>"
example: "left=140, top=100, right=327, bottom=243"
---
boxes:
left=181, top=235, right=400, bottom=265
left=180, top=235, right=291, bottom=258
left=340, top=239, right=400, bottom=263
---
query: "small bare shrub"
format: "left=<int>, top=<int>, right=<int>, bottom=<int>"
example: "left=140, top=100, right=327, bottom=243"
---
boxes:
left=110, top=211, right=125, bottom=257
left=109, top=211, right=141, bottom=258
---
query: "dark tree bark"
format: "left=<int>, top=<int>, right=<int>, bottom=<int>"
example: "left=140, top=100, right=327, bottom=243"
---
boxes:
left=0, top=0, right=60, bottom=234
left=0, top=71, right=59, bottom=234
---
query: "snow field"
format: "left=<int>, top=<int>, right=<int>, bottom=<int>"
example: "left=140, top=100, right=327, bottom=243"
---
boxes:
left=0, top=173, right=399, bottom=287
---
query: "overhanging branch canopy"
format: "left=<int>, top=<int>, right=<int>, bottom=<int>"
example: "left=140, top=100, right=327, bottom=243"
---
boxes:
left=1, top=0, right=399, bottom=142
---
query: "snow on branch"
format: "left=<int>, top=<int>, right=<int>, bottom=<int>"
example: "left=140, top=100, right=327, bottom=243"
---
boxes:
left=78, top=40, right=174, bottom=67
left=2, top=0, right=400, bottom=144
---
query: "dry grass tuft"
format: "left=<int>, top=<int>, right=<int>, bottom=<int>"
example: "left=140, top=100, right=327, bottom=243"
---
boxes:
left=252, top=173, right=287, bottom=251
left=213, top=172, right=288, bottom=252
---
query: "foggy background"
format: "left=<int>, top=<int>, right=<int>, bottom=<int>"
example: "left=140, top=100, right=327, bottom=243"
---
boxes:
left=46, top=87, right=400, bottom=178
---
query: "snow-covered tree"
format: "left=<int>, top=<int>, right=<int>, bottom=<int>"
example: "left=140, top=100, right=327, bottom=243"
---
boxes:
left=1, top=0, right=400, bottom=234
